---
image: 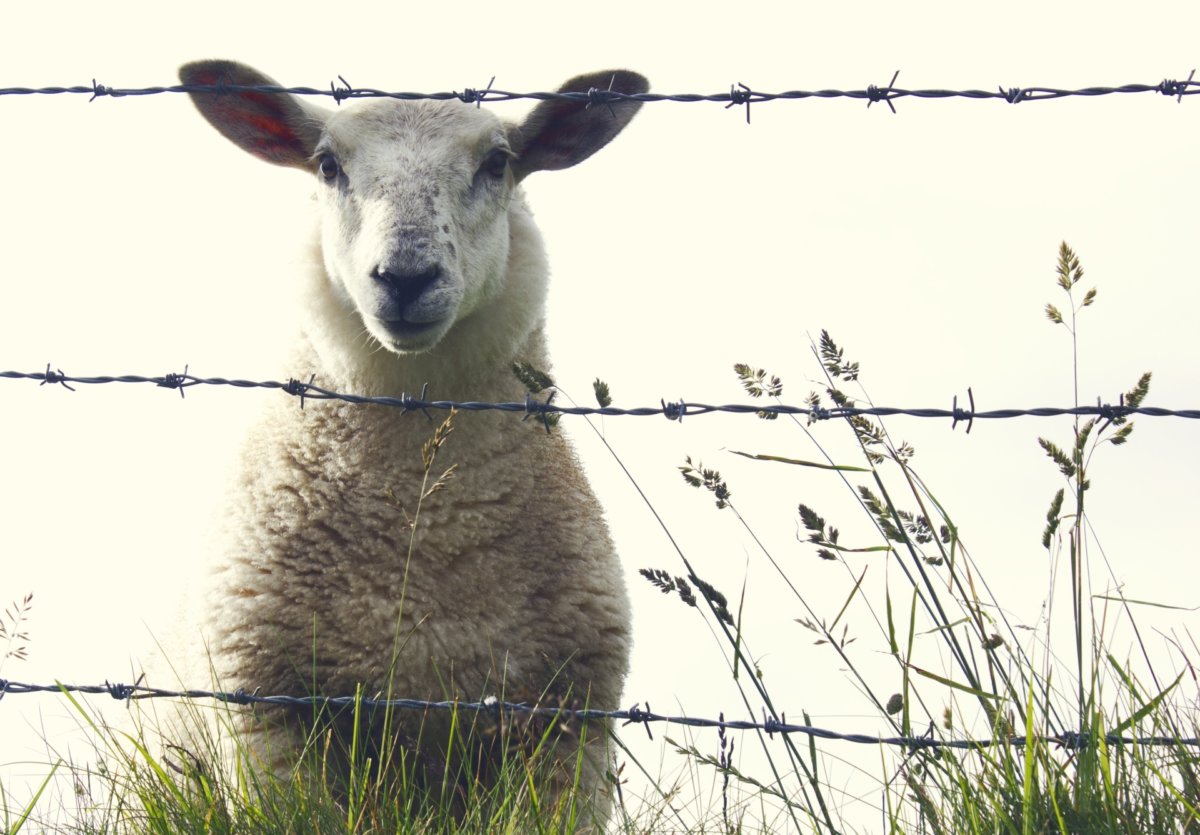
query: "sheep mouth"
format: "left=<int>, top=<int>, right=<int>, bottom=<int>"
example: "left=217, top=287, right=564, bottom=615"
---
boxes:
left=382, top=317, right=441, bottom=336
left=377, top=316, right=449, bottom=352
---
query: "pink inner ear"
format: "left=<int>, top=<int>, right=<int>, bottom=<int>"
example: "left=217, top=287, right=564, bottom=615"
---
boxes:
left=246, top=128, right=308, bottom=161
left=239, top=92, right=306, bottom=154
left=190, top=71, right=307, bottom=162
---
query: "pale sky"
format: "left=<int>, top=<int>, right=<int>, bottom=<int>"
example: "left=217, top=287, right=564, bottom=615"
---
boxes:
left=2, top=1, right=1199, bottom=828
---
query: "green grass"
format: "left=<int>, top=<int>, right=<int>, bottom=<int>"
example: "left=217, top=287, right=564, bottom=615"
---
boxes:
left=5, top=241, right=1199, bottom=833
left=14, top=688, right=616, bottom=834
left=629, top=243, right=1198, bottom=833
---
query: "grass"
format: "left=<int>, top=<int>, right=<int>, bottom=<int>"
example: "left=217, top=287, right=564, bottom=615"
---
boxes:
left=630, top=243, right=1196, bottom=833
left=43, top=689, right=611, bottom=834
left=4, top=241, right=1198, bottom=832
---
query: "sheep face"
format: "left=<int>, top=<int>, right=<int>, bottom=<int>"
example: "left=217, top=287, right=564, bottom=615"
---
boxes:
left=180, top=61, right=648, bottom=356
left=313, top=101, right=514, bottom=353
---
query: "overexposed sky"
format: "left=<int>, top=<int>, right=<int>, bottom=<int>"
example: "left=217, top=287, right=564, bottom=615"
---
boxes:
left=2, top=1, right=1199, bottom=827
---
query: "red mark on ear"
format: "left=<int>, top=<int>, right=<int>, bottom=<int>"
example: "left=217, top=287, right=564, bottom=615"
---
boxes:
left=190, top=73, right=308, bottom=162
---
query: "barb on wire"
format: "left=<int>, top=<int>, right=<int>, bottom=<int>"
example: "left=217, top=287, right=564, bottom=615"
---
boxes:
left=584, top=74, right=624, bottom=118
left=330, top=75, right=354, bottom=105
left=2, top=72, right=1199, bottom=112
left=3, top=678, right=1199, bottom=752
left=866, top=70, right=901, bottom=113
left=725, top=83, right=754, bottom=123
left=951, top=387, right=976, bottom=433
left=36, top=364, right=75, bottom=391
left=456, top=75, right=495, bottom=108
left=1, top=367, right=1198, bottom=427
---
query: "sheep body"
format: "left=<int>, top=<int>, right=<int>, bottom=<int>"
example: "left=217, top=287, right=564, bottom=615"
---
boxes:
left=172, top=61, right=646, bottom=813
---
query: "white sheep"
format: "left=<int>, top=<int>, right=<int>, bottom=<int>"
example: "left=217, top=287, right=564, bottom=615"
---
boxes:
left=173, top=59, right=646, bottom=818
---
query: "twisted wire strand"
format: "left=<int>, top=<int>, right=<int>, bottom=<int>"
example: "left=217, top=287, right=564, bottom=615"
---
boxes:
left=2, top=367, right=1196, bottom=426
left=0, top=71, right=1197, bottom=113
left=1, top=679, right=1194, bottom=752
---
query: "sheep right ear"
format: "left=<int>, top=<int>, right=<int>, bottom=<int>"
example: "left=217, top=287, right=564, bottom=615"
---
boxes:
left=179, top=60, right=326, bottom=168
left=510, top=70, right=648, bottom=181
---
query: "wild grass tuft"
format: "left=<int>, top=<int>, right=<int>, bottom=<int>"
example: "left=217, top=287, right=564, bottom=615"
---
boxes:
left=38, top=691, right=608, bottom=834
left=626, top=241, right=1195, bottom=832
left=0, top=592, right=33, bottom=670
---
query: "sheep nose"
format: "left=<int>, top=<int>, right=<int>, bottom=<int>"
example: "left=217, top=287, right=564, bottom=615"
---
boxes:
left=372, top=263, right=442, bottom=307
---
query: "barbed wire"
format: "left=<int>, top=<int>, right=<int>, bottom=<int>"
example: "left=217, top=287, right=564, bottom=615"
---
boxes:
left=0, top=70, right=1197, bottom=122
left=1, top=366, right=1197, bottom=430
left=1, top=678, right=1194, bottom=753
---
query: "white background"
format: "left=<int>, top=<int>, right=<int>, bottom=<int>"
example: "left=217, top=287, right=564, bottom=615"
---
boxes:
left=2, top=1, right=1199, bottom=829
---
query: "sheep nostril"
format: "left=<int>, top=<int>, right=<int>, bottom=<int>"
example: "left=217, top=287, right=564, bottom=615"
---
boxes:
left=372, top=264, right=443, bottom=308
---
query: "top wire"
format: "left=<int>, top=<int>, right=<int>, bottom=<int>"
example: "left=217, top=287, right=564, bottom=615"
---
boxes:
left=0, top=70, right=1197, bottom=115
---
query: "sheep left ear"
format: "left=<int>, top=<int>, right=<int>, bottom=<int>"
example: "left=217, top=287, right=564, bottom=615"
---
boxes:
left=179, top=60, right=328, bottom=169
left=510, top=70, right=648, bottom=181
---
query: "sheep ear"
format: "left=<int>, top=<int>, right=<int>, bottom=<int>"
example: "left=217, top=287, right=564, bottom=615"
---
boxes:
left=179, top=60, right=327, bottom=168
left=510, top=70, right=648, bottom=181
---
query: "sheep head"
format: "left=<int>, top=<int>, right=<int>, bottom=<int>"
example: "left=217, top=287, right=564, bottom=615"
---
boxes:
left=179, top=60, right=647, bottom=355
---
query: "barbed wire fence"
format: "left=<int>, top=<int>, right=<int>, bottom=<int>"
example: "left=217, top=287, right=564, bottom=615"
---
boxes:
left=3, top=362, right=1196, bottom=758
left=0, top=70, right=1197, bottom=123
left=2, top=678, right=1197, bottom=753
left=5, top=68, right=1200, bottom=772
left=6, top=68, right=1198, bottom=430
left=2, top=366, right=1199, bottom=433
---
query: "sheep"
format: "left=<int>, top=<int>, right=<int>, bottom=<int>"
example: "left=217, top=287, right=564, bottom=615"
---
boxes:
left=171, top=59, right=647, bottom=819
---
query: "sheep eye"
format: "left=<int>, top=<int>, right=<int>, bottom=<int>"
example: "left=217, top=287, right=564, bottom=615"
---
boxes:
left=481, top=148, right=509, bottom=180
left=317, top=153, right=340, bottom=181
